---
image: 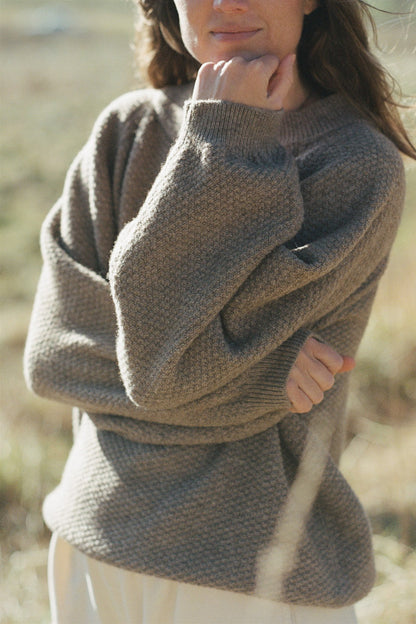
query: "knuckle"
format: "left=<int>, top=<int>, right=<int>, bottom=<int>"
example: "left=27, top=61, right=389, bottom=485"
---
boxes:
left=309, top=336, right=321, bottom=348
left=321, top=374, right=335, bottom=391
left=213, top=60, right=226, bottom=71
left=304, top=337, right=317, bottom=356
left=286, top=384, right=313, bottom=414
left=250, top=58, right=265, bottom=70
left=286, top=376, right=296, bottom=389
left=297, top=396, right=313, bottom=414
left=285, top=377, right=297, bottom=397
left=332, top=353, right=344, bottom=371
left=199, top=62, right=215, bottom=76
left=296, top=351, right=309, bottom=368
left=230, top=56, right=245, bottom=66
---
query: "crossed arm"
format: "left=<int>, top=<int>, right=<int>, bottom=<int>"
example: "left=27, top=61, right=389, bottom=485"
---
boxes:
left=24, top=73, right=404, bottom=434
left=193, top=54, right=355, bottom=414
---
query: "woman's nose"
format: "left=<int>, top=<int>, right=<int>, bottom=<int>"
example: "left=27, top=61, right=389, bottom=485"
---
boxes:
left=212, top=0, right=249, bottom=13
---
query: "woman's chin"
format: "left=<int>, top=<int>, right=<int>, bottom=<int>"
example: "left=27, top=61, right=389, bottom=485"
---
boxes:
left=202, top=46, right=269, bottom=64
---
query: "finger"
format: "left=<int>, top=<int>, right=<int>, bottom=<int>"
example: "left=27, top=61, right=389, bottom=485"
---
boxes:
left=308, top=338, right=344, bottom=374
left=286, top=378, right=314, bottom=413
left=306, top=359, right=336, bottom=391
left=213, top=60, right=227, bottom=71
left=193, top=62, right=216, bottom=99
left=290, top=365, right=325, bottom=405
left=293, top=348, right=335, bottom=392
left=245, top=55, right=280, bottom=96
left=248, top=53, right=280, bottom=74
left=196, top=61, right=216, bottom=78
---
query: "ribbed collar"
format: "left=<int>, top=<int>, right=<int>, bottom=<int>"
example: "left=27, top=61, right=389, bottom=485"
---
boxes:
left=276, top=94, right=362, bottom=146
left=161, top=82, right=362, bottom=147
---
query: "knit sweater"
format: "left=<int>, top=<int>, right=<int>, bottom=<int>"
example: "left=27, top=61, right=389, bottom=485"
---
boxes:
left=24, top=83, right=405, bottom=607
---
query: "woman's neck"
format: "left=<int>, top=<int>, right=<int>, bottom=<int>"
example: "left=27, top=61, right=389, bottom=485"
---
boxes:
left=283, top=65, right=316, bottom=111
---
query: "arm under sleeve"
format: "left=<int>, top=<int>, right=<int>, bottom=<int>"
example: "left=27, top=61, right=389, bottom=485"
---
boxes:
left=108, top=99, right=405, bottom=410
left=24, top=95, right=405, bottom=438
left=24, top=98, right=309, bottom=426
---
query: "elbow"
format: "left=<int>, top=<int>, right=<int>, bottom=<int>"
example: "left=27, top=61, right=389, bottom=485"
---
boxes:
left=23, top=356, right=46, bottom=398
left=115, top=332, right=189, bottom=411
left=24, top=365, right=45, bottom=399
left=23, top=343, right=54, bottom=400
left=122, top=377, right=190, bottom=411
left=119, top=360, right=196, bottom=411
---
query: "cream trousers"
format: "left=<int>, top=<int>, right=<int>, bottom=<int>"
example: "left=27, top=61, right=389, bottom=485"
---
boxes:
left=48, top=533, right=358, bottom=624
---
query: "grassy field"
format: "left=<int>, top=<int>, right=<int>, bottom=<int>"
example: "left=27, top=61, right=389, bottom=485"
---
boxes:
left=0, top=1, right=415, bottom=622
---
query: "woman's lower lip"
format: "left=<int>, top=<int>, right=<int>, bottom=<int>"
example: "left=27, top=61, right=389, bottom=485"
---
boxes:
left=211, top=30, right=260, bottom=41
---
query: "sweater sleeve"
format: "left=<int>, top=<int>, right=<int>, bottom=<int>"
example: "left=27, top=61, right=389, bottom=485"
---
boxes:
left=23, top=98, right=138, bottom=417
left=108, top=99, right=405, bottom=410
left=23, top=95, right=307, bottom=427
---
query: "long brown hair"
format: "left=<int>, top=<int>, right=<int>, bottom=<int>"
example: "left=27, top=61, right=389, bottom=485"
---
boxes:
left=134, top=0, right=415, bottom=159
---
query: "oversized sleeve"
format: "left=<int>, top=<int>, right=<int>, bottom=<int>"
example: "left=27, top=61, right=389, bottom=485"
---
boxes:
left=108, top=99, right=405, bottom=410
left=23, top=97, right=141, bottom=417
left=23, top=95, right=308, bottom=431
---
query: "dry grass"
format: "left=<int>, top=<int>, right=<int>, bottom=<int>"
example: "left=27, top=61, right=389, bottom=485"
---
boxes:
left=0, top=1, right=415, bottom=622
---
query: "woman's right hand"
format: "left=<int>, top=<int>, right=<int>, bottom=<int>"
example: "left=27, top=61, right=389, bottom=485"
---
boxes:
left=286, top=337, right=355, bottom=413
left=192, top=53, right=296, bottom=110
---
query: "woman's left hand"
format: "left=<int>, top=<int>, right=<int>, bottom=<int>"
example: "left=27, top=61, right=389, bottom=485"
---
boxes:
left=286, top=337, right=356, bottom=414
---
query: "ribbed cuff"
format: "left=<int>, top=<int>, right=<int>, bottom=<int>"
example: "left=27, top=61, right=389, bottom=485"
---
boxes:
left=242, top=328, right=312, bottom=410
left=180, top=99, right=285, bottom=154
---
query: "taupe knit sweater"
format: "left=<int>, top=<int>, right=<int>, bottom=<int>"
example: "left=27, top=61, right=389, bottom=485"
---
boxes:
left=24, top=83, right=405, bottom=607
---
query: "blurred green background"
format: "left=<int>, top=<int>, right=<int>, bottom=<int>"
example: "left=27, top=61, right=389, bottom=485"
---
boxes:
left=0, top=1, right=415, bottom=622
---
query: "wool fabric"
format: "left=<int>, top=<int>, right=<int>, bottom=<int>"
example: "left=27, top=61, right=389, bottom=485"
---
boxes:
left=24, top=83, right=405, bottom=607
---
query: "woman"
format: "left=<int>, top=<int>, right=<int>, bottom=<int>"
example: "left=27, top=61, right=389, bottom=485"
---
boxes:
left=24, top=0, right=415, bottom=622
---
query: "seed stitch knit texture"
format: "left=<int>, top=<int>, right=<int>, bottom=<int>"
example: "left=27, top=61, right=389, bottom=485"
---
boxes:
left=24, top=83, right=405, bottom=607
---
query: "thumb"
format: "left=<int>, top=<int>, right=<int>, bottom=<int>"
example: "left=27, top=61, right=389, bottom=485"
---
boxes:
left=267, top=53, right=295, bottom=108
left=338, top=356, right=356, bottom=374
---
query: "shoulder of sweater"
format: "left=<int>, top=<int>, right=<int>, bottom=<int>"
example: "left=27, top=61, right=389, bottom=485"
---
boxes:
left=303, top=108, right=406, bottom=194
left=353, top=122, right=405, bottom=198
left=330, top=109, right=404, bottom=178
left=88, top=85, right=191, bottom=145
